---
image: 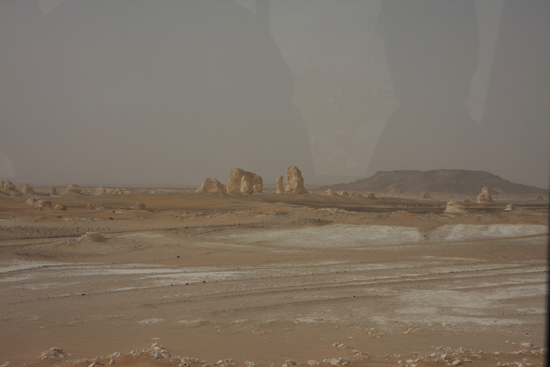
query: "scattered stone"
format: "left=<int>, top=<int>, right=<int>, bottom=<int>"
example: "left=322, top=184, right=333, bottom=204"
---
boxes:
left=55, top=204, right=67, bottom=211
left=390, top=188, right=402, bottom=194
left=422, top=192, right=432, bottom=199
left=50, top=187, right=58, bottom=196
left=476, top=186, right=493, bottom=203
left=322, top=189, right=337, bottom=196
left=244, top=362, right=260, bottom=367
left=336, top=190, right=349, bottom=197
left=62, top=183, right=82, bottom=195
left=285, top=166, right=308, bottom=194
left=41, top=347, right=64, bottom=360
left=109, top=359, right=115, bottom=365
left=196, top=178, right=227, bottom=194
left=366, top=192, right=376, bottom=199
left=504, top=203, right=514, bottom=211
left=444, top=201, right=467, bottom=213
left=276, top=176, right=284, bottom=194
left=113, top=188, right=123, bottom=195
left=20, top=183, right=35, bottom=195
left=147, top=342, right=170, bottom=359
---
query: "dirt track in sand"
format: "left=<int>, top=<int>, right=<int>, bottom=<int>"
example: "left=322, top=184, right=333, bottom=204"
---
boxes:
left=0, top=189, right=547, bottom=367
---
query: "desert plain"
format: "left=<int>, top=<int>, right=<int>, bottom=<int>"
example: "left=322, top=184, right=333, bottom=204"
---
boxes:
left=0, top=187, right=548, bottom=367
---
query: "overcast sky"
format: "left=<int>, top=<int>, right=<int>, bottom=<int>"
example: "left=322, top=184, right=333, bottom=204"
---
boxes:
left=0, top=0, right=548, bottom=188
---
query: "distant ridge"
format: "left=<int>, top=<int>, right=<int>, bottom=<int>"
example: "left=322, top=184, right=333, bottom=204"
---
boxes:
left=320, top=170, right=548, bottom=195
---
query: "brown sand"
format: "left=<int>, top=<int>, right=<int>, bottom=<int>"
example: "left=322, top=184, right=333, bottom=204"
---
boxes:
left=0, top=189, right=547, bottom=366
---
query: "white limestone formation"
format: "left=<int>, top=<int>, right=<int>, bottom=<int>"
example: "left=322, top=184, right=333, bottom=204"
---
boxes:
left=50, top=187, right=58, bottom=196
left=20, top=183, right=35, bottom=195
left=285, top=166, right=308, bottom=194
left=444, top=201, right=467, bottom=213
left=55, top=204, right=67, bottom=211
left=131, top=202, right=146, bottom=210
left=337, top=190, right=349, bottom=197
left=322, top=189, right=337, bottom=196
left=504, top=204, right=514, bottom=211
left=366, top=192, right=376, bottom=199
left=196, top=178, right=227, bottom=194
left=476, top=187, right=493, bottom=203
left=95, top=187, right=107, bottom=195
left=62, top=183, right=82, bottom=195
left=227, top=168, right=262, bottom=194
left=276, top=176, right=284, bottom=194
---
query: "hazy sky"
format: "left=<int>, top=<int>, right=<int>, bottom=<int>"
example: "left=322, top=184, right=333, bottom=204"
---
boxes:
left=0, top=0, right=548, bottom=188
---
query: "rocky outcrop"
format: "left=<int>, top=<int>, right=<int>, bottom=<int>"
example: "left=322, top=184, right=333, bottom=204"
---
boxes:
left=227, top=169, right=262, bottom=194
left=504, top=204, right=514, bottom=211
left=131, top=202, right=146, bottom=210
left=350, top=192, right=362, bottom=197
left=62, top=183, right=82, bottom=195
left=366, top=192, right=376, bottom=199
left=285, top=166, right=308, bottom=194
left=322, top=189, right=337, bottom=196
left=276, top=176, right=284, bottom=194
left=337, top=190, right=349, bottom=197
left=476, top=187, right=493, bottom=203
left=35, top=199, right=52, bottom=208
left=55, top=204, right=67, bottom=211
left=196, top=178, right=227, bottom=194
left=444, top=201, right=467, bottom=213
left=50, top=187, right=58, bottom=196
left=3, top=180, right=15, bottom=191
left=20, top=183, right=35, bottom=195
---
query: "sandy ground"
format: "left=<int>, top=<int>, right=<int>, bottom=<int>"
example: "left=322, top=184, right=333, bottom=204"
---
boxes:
left=0, top=188, right=548, bottom=367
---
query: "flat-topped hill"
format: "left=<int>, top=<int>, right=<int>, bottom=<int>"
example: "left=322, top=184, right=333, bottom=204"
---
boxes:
left=321, top=169, right=548, bottom=195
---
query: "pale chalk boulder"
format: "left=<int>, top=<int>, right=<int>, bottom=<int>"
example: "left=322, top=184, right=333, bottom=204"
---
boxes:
left=337, top=190, right=349, bottom=197
left=26, top=197, right=38, bottom=205
left=504, top=204, right=514, bottom=211
left=253, top=184, right=263, bottom=194
left=196, top=178, right=227, bottom=194
left=476, top=187, right=493, bottom=203
left=366, top=192, right=376, bottom=199
left=285, top=166, right=308, bottom=194
left=276, top=176, right=284, bottom=194
left=55, top=204, right=67, bottom=211
left=322, top=189, right=337, bottom=196
left=62, top=183, right=82, bottom=195
left=20, top=183, right=35, bottom=195
left=444, top=201, right=467, bottom=213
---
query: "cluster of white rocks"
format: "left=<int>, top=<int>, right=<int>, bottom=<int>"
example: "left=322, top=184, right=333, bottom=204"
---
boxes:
left=197, top=166, right=307, bottom=195
left=25, top=197, right=67, bottom=211
left=95, top=187, right=131, bottom=195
